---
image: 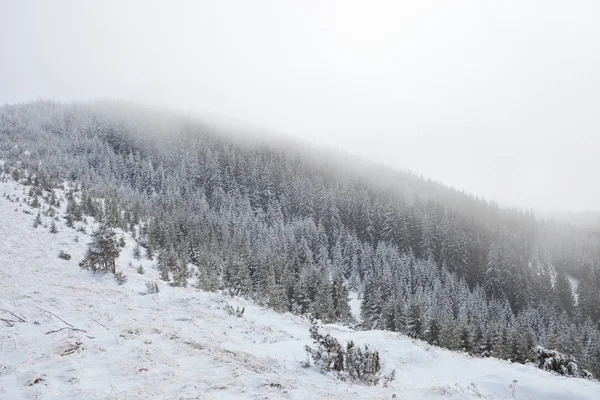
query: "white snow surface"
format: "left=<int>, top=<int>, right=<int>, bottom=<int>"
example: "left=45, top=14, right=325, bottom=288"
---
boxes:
left=568, top=276, right=580, bottom=305
left=348, top=291, right=362, bottom=323
left=1, top=178, right=599, bottom=400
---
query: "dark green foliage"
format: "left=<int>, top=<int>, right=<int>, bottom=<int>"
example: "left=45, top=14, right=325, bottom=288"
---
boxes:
left=65, top=194, right=82, bottom=227
left=58, top=250, right=71, bottom=260
left=79, top=224, right=121, bottom=274
left=406, top=302, right=423, bottom=339
left=30, top=196, right=40, bottom=208
left=133, top=244, right=142, bottom=260
left=33, top=212, right=42, bottom=228
left=535, top=346, right=592, bottom=379
left=114, top=271, right=127, bottom=285
left=305, top=321, right=392, bottom=385
left=157, top=245, right=189, bottom=287
left=425, top=318, right=440, bottom=345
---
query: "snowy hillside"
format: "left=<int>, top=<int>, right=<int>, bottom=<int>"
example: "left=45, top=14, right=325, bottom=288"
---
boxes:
left=1, top=177, right=599, bottom=400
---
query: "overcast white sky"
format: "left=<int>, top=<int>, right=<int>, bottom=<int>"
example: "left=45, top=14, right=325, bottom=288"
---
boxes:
left=1, top=0, right=599, bottom=212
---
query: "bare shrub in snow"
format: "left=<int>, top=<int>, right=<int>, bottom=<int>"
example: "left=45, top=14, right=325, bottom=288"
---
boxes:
left=145, top=281, right=159, bottom=294
left=225, top=304, right=245, bottom=318
left=510, top=380, right=518, bottom=398
left=114, top=271, right=128, bottom=285
left=137, top=265, right=145, bottom=274
left=428, top=382, right=489, bottom=398
left=26, top=375, right=46, bottom=386
left=58, top=250, right=71, bottom=260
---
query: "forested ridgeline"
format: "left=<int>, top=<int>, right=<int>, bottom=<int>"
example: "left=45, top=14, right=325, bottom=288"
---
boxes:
left=1, top=101, right=599, bottom=377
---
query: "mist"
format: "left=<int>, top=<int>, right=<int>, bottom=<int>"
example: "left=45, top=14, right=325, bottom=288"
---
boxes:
left=1, top=0, right=599, bottom=212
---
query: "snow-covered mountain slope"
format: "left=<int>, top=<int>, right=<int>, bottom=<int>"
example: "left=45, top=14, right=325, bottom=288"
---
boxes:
left=1, top=178, right=599, bottom=400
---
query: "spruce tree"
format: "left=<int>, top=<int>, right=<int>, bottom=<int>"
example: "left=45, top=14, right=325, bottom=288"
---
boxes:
left=33, top=212, right=42, bottom=228
left=555, top=268, right=575, bottom=315
left=79, top=224, right=121, bottom=274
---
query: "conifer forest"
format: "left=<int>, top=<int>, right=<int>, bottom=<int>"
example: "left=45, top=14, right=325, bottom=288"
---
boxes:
left=2, top=101, right=599, bottom=378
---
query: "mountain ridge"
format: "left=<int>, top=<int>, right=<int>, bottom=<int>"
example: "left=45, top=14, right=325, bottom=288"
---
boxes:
left=1, top=175, right=599, bottom=399
left=1, top=100, right=599, bottom=381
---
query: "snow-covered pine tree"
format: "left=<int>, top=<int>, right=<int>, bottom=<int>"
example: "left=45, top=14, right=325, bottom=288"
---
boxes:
left=79, top=223, right=121, bottom=274
left=331, top=271, right=352, bottom=322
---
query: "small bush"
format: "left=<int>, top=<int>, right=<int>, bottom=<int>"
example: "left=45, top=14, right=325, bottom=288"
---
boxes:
left=33, top=212, right=42, bottom=228
left=114, top=271, right=128, bottom=285
left=137, top=265, right=145, bottom=274
left=49, top=221, right=58, bottom=234
left=304, top=321, right=394, bottom=386
left=145, top=281, right=159, bottom=294
left=133, top=244, right=142, bottom=260
left=535, top=346, right=593, bottom=379
left=225, top=304, right=245, bottom=318
left=30, top=196, right=40, bottom=208
left=58, top=250, right=72, bottom=260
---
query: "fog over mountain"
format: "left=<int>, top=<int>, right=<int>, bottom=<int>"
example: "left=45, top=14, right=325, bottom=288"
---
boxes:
left=2, top=0, right=599, bottom=212
left=2, top=3, right=600, bottom=396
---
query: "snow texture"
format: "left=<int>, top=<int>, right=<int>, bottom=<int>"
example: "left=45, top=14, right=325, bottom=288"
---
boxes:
left=568, top=275, right=580, bottom=305
left=1, top=178, right=599, bottom=399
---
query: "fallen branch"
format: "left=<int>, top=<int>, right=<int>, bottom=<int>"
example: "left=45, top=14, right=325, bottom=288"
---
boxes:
left=89, top=317, right=109, bottom=330
left=46, top=327, right=94, bottom=339
left=1, top=317, right=15, bottom=327
left=35, top=306, right=74, bottom=327
left=0, top=308, right=25, bottom=322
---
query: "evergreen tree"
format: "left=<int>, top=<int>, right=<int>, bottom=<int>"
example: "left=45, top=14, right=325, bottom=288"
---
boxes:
left=555, top=268, right=575, bottom=315
left=406, top=302, right=423, bottom=339
left=79, top=224, right=121, bottom=274
left=33, top=212, right=42, bottom=228
left=331, top=271, right=352, bottom=322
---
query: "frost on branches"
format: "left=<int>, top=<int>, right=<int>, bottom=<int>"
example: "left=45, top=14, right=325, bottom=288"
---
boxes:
left=79, top=223, right=121, bottom=274
left=535, top=346, right=593, bottom=380
left=304, top=320, right=394, bottom=386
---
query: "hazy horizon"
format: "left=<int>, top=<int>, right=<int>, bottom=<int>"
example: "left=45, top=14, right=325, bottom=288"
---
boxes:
left=2, top=1, right=599, bottom=212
